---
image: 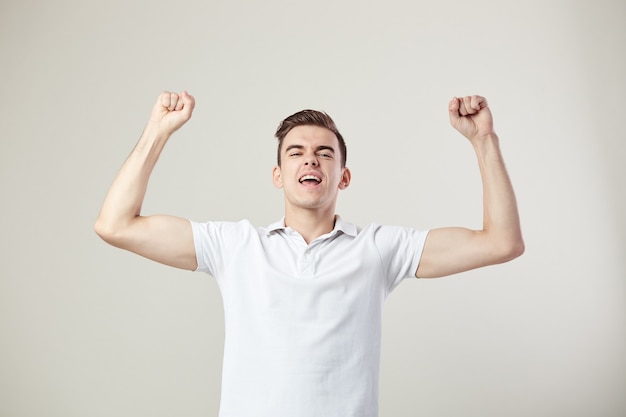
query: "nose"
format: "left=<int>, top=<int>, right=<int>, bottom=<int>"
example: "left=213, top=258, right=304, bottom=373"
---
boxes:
left=304, top=153, right=318, bottom=166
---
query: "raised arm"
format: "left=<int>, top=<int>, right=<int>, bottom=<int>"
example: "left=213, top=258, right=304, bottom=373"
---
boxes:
left=94, top=91, right=198, bottom=271
left=416, top=96, right=524, bottom=278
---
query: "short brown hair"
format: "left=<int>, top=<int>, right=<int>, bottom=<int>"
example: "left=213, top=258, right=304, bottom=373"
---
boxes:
left=274, top=110, right=347, bottom=167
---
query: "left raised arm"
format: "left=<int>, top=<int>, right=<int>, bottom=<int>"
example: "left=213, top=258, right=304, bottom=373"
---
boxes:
left=416, top=96, right=524, bottom=278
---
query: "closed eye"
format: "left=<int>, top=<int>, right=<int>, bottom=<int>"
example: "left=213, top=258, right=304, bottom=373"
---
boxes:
left=284, top=145, right=335, bottom=159
left=316, top=146, right=335, bottom=159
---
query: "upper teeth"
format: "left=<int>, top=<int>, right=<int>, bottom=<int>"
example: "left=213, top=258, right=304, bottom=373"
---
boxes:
left=300, top=175, right=321, bottom=183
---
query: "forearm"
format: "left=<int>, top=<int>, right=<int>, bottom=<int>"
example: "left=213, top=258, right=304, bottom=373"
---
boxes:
left=95, top=123, right=169, bottom=240
left=472, top=133, right=524, bottom=259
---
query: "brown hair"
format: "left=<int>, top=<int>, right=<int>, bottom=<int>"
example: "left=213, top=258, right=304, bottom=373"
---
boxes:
left=274, top=110, right=347, bottom=167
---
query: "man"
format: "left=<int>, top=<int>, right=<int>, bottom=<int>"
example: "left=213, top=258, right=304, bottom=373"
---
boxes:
left=95, top=91, right=524, bottom=417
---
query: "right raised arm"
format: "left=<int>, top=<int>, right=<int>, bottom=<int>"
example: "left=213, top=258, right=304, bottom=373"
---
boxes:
left=94, top=91, right=198, bottom=271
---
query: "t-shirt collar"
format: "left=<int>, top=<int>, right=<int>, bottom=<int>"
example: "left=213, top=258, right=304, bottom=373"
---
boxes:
left=266, top=215, right=357, bottom=238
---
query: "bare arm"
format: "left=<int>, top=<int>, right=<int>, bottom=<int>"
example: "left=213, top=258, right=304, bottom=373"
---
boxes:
left=416, top=96, right=524, bottom=278
left=94, top=91, right=198, bottom=271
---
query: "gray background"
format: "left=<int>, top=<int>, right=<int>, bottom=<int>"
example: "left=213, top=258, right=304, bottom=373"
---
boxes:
left=1, top=0, right=625, bottom=416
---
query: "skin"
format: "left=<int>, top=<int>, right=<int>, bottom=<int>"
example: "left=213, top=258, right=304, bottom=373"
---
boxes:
left=416, top=96, right=525, bottom=277
left=95, top=91, right=524, bottom=278
left=94, top=91, right=198, bottom=270
left=272, top=125, right=351, bottom=244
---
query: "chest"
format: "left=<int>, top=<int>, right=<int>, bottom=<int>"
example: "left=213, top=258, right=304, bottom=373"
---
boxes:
left=218, top=232, right=386, bottom=323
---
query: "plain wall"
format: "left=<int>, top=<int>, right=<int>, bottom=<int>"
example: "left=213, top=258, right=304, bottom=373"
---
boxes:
left=1, top=0, right=624, bottom=416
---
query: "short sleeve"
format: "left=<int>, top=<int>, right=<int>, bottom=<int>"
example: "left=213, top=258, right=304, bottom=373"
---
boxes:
left=373, top=225, right=429, bottom=293
left=190, top=220, right=253, bottom=278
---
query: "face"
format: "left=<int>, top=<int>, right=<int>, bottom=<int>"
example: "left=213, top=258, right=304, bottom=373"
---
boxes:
left=272, top=125, right=351, bottom=213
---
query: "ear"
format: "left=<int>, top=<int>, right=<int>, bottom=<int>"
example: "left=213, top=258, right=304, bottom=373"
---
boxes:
left=338, top=167, right=351, bottom=190
left=272, top=165, right=283, bottom=188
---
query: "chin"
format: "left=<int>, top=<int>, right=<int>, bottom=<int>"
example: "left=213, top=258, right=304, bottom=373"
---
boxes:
left=288, top=197, right=324, bottom=210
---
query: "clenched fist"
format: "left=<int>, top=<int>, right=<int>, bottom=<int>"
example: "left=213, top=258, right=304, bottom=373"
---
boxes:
left=149, top=91, right=196, bottom=136
left=448, top=95, right=495, bottom=142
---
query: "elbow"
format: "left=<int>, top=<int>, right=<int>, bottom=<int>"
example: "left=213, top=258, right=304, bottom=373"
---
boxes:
left=94, top=218, right=113, bottom=243
left=497, top=236, right=525, bottom=263
left=514, top=238, right=525, bottom=258
left=94, top=217, right=124, bottom=247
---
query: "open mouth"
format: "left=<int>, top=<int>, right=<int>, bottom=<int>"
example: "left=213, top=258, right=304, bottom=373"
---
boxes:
left=299, top=174, right=322, bottom=184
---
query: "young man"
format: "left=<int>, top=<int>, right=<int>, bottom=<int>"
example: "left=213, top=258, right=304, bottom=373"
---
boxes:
left=95, top=91, right=524, bottom=417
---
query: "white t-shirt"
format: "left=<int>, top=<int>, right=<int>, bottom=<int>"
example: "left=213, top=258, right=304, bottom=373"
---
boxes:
left=191, top=217, right=429, bottom=417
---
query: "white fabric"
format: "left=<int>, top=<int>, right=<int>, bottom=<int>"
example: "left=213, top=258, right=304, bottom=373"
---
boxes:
left=191, top=217, right=429, bottom=417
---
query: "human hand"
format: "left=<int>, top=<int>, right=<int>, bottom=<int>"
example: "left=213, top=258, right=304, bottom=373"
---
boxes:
left=448, top=95, right=494, bottom=141
left=149, top=91, right=196, bottom=136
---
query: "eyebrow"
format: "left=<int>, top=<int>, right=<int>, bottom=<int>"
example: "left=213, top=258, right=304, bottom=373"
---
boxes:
left=285, top=144, right=336, bottom=154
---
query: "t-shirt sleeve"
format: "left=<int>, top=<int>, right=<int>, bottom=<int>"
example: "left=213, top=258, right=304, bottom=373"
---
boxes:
left=190, top=220, right=251, bottom=278
left=373, top=225, right=429, bottom=293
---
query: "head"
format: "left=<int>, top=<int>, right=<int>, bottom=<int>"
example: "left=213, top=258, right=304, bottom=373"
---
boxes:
left=272, top=110, right=351, bottom=214
left=275, top=110, right=347, bottom=168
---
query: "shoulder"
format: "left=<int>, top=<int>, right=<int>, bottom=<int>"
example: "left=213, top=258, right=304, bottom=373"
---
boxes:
left=190, top=219, right=263, bottom=242
left=358, top=222, right=426, bottom=239
left=354, top=223, right=429, bottom=255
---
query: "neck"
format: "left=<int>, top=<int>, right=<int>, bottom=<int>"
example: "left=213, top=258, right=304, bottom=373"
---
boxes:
left=284, top=206, right=336, bottom=244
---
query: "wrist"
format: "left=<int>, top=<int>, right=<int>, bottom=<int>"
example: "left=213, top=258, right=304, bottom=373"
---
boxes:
left=143, top=121, right=173, bottom=141
left=134, top=122, right=172, bottom=154
left=470, top=131, right=499, bottom=146
left=471, top=132, right=501, bottom=157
